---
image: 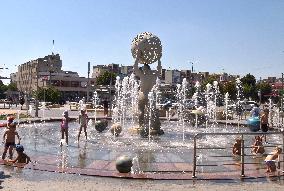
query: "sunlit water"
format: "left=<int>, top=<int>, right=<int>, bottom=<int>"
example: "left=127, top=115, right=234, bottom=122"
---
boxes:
left=1, top=120, right=282, bottom=175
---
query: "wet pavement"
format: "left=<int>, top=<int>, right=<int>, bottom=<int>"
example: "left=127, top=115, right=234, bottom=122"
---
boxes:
left=0, top=119, right=283, bottom=181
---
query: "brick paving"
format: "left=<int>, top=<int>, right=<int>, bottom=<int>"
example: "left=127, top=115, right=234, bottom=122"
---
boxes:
left=1, top=106, right=283, bottom=181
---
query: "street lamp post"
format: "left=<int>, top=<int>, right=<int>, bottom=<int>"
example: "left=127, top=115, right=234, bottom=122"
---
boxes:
left=109, top=66, right=113, bottom=117
left=87, top=62, right=90, bottom=102
left=35, top=65, right=39, bottom=117
left=281, top=72, right=283, bottom=125
left=258, top=90, right=261, bottom=105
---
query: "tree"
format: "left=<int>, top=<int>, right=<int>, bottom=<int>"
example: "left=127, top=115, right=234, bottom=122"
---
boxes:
left=96, top=71, right=117, bottom=85
left=241, top=73, right=257, bottom=100
left=201, top=75, right=219, bottom=91
left=222, top=81, right=237, bottom=100
left=0, top=80, right=8, bottom=99
left=241, top=73, right=256, bottom=86
left=33, top=87, right=61, bottom=103
left=7, top=82, right=17, bottom=91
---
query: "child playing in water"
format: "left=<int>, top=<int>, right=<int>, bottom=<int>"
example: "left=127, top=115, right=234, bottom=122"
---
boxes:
left=251, top=135, right=265, bottom=154
left=2, top=122, right=21, bottom=160
left=0, top=116, right=15, bottom=128
left=61, top=110, right=69, bottom=146
left=250, top=103, right=260, bottom=118
left=10, top=144, right=31, bottom=164
left=260, top=108, right=269, bottom=132
left=232, top=138, right=242, bottom=156
left=78, top=109, right=88, bottom=141
left=264, top=147, right=282, bottom=173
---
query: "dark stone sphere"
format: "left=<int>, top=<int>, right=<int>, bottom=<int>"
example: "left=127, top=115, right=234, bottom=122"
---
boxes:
left=95, top=120, right=108, bottom=132
left=116, top=155, right=133, bottom=173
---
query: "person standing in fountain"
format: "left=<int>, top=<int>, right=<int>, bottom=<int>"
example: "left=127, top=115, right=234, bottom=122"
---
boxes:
left=103, top=99, right=109, bottom=117
left=78, top=109, right=88, bottom=142
left=61, top=110, right=69, bottom=146
left=250, top=103, right=260, bottom=118
left=133, top=50, right=162, bottom=136
left=260, top=108, right=269, bottom=132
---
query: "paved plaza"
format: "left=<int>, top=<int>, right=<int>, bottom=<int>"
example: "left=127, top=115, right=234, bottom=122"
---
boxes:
left=1, top=106, right=284, bottom=191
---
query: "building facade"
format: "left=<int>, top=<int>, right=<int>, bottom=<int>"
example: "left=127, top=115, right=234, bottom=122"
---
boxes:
left=15, top=54, right=95, bottom=101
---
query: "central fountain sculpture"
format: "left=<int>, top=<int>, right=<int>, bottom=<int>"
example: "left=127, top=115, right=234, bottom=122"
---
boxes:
left=131, top=32, right=164, bottom=137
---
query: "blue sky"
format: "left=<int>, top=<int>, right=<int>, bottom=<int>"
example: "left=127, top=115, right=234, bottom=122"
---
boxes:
left=0, top=0, right=284, bottom=84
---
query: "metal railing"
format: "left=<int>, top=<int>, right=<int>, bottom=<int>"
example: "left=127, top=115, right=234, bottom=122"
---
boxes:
left=192, top=131, right=284, bottom=178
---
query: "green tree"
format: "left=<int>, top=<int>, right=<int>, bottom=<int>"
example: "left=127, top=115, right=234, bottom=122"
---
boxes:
left=241, top=73, right=257, bottom=100
left=222, top=81, right=237, bottom=100
left=0, top=80, right=8, bottom=99
left=240, top=73, right=256, bottom=86
left=34, top=87, right=61, bottom=103
left=201, top=75, right=219, bottom=91
left=96, top=71, right=117, bottom=85
left=7, top=82, right=17, bottom=91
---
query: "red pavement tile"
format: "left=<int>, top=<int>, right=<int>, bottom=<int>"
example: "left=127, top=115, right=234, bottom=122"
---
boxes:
left=86, top=160, right=111, bottom=170
left=32, top=155, right=58, bottom=165
left=174, top=162, right=193, bottom=171
left=103, top=161, right=116, bottom=171
left=1, top=158, right=283, bottom=180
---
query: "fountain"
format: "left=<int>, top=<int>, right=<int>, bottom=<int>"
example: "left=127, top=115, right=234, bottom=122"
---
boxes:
left=130, top=32, right=163, bottom=137
left=191, top=81, right=206, bottom=128
left=92, top=91, right=98, bottom=123
left=224, top=92, right=229, bottom=128
left=176, top=78, right=188, bottom=142
left=3, top=32, right=284, bottom=181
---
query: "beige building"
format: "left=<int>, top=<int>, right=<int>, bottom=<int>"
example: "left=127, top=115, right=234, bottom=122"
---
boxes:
left=164, top=69, right=181, bottom=85
left=16, top=54, right=62, bottom=94
left=92, top=65, right=108, bottom=79
left=91, top=63, right=120, bottom=79
left=16, top=54, right=95, bottom=101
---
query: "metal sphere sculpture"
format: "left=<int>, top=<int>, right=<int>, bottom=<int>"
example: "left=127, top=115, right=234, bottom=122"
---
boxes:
left=131, top=32, right=162, bottom=64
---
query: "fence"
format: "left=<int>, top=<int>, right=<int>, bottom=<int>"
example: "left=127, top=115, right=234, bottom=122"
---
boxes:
left=192, top=131, right=284, bottom=178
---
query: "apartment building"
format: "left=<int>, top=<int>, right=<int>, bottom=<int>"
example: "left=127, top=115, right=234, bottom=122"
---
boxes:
left=15, top=54, right=95, bottom=100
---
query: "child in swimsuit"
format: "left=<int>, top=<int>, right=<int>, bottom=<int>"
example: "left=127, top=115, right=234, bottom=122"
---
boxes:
left=260, top=108, right=269, bottom=132
left=2, top=122, right=21, bottom=160
left=232, top=138, right=242, bottom=156
left=78, top=109, right=88, bottom=142
left=0, top=116, right=15, bottom=128
left=10, top=144, right=31, bottom=164
left=251, top=135, right=265, bottom=154
left=61, top=110, right=69, bottom=146
left=264, top=147, right=282, bottom=172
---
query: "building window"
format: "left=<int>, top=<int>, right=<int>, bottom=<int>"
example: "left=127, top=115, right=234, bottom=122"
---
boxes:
left=71, top=81, right=79, bottom=87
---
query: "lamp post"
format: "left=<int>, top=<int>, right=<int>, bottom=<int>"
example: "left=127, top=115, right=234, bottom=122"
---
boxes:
left=35, top=64, right=39, bottom=117
left=281, top=72, right=283, bottom=125
left=258, top=90, right=261, bottom=105
left=110, top=65, right=113, bottom=116
left=87, top=62, right=90, bottom=102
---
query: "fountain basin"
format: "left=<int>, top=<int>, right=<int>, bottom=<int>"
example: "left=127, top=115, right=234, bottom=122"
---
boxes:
left=1, top=119, right=282, bottom=181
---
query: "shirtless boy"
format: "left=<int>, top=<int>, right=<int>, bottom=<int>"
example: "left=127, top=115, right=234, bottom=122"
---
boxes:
left=2, top=123, right=21, bottom=160
left=265, top=147, right=282, bottom=172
